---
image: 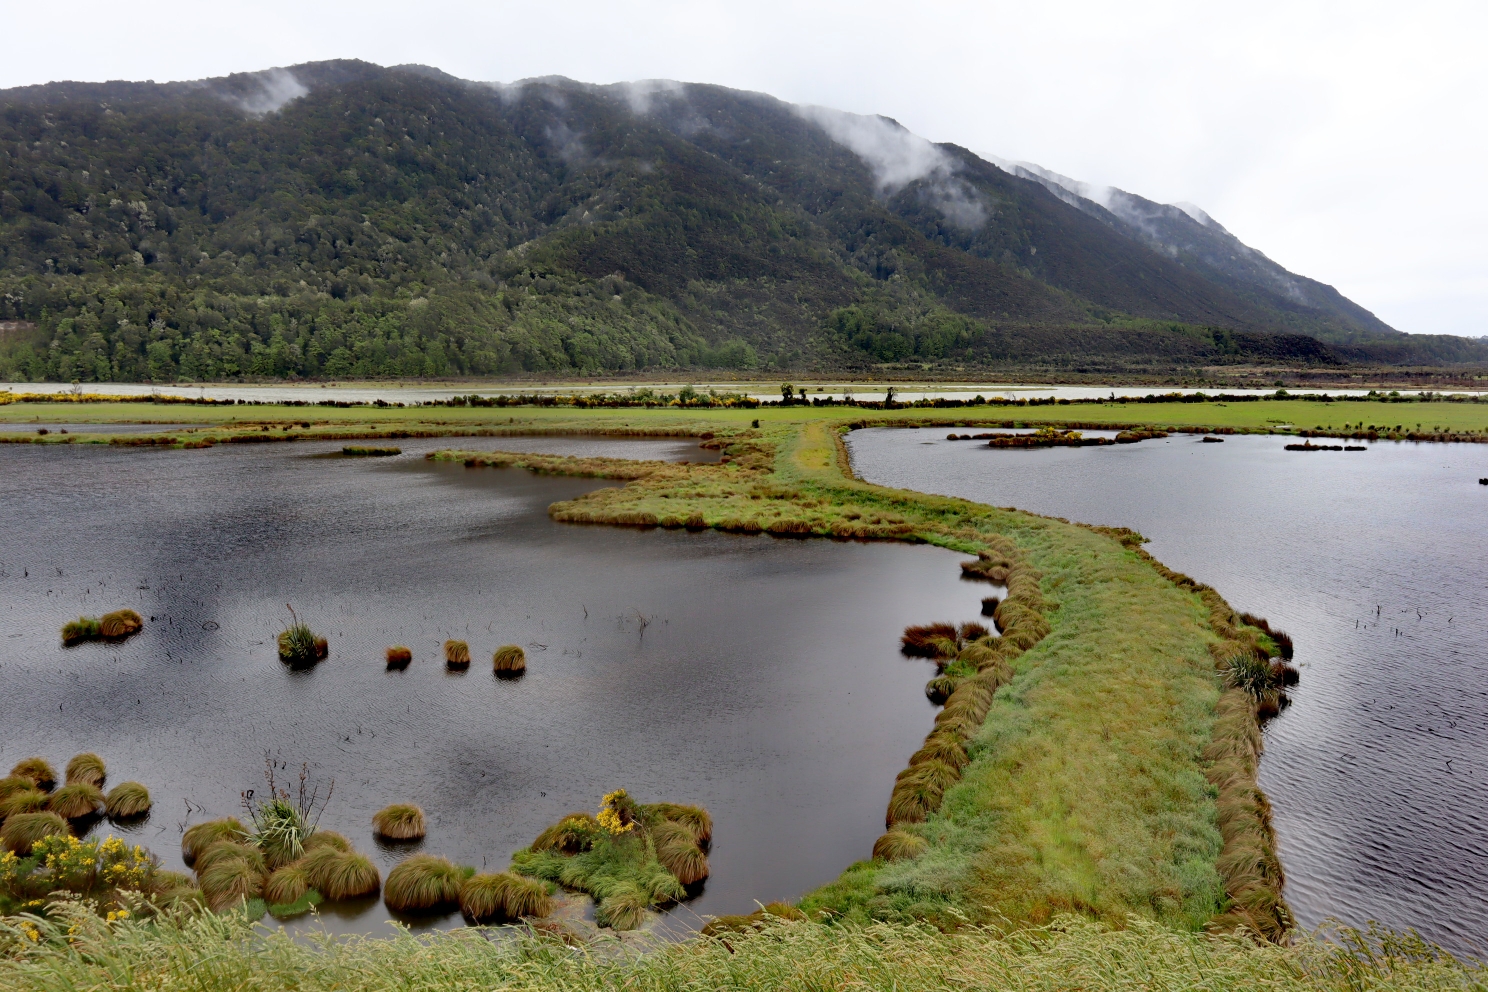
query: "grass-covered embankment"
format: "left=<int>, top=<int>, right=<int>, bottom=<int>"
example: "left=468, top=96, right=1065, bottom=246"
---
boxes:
left=435, top=416, right=1289, bottom=938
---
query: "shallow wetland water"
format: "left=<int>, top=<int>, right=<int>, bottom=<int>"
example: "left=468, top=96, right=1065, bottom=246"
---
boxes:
left=0, top=436, right=988, bottom=934
left=849, top=426, right=1488, bottom=956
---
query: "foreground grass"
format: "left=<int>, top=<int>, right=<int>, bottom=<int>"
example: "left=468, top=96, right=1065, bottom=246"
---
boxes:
left=1, top=909, right=1482, bottom=992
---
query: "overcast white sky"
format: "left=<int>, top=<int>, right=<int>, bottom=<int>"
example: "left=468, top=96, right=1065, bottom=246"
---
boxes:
left=3, top=0, right=1483, bottom=336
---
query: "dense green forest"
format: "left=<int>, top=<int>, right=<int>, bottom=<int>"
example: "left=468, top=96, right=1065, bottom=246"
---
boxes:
left=0, top=61, right=1481, bottom=381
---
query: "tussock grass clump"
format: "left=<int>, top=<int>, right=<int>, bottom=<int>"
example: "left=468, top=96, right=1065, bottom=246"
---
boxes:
left=492, top=644, right=526, bottom=676
left=372, top=803, right=427, bottom=841
left=958, top=621, right=990, bottom=642
left=700, top=901, right=808, bottom=941
left=886, top=776, right=945, bottom=827
left=278, top=621, right=328, bottom=666
left=316, top=852, right=380, bottom=901
left=0, top=776, right=36, bottom=802
left=649, top=802, right=713, bottom=846
left=10, top=756, right=57, bottom=791
left=873, top=829, right=928, bottom=862
left=385, top=645, right=412, bottom=669
left=302, top=830, right=352, bottom=853
left=532, top=813, right=600, bottom=855
left=901, top=622, right=959, bottom=658
left=48, top=782, right=105, bottom=820
left=444, top=639, right=471, bottom=669
left=384, top=854, right=465, bottom=913
left=910, top=733, right=969, bottom=771
left=263, top=864, right=309, bottom=906
left=61, top=616, right=100, bottom=645
left=0, top=811, right=67, bottom=853
left=182, top=817, right=249, bottom=865
left=0, top=789, right=49, bottom=819
left=459, top=872, right=554, bottom=923
left=925, top=674, right=959, bottom=704
left=653, top=820, right=710, bottom=884
left=197, top=849, right=266, bottom=913
left=99, top=609, right=144, bottom=639
left=595, top=884, right=648, bottom=930
left=195, top=841, right=266, bottom=880
left=342, top=446, right=401, bottom=456
left=66, top=752, right=106, bottom=788
left=105, top=781, right=152, bottom=819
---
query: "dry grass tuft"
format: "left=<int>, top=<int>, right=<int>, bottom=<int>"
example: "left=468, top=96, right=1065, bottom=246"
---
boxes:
left=385, top=645, right=412, bottom=669
left=372, top=803, right=427, bottom=841
left=0, top=811, right=68, bottom=854
left=10, top=757, right=56, bottom=791
left=384, top=854, right=465, bottom=913
left=48, top=783, right=105, bottom=820
left=65, top=752, right=106, bottom=788
left=103, top=781, right=150, bottom=821
left=492, top=644, right=526, bottom=675
left=872, top=829, right=928, bottom=862
left=444, top=640, right=471, bottom=669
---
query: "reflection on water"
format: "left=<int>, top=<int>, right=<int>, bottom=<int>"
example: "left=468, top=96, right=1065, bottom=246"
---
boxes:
left=0, top=436, right=984, bottom=934
left=847, top=427, right=1488, bottom=955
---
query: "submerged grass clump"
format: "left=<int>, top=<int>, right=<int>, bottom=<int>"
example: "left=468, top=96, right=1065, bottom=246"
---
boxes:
left=372, top=803, right=426, bottom=841
left=105, top=781, right=152, bottom=819
left=444, top=640, right=471, bottom=669
left=342, top=446, right=401, bottom=457
left=384, top=854, right=467, bottom=914
left=61, top=610, right=144, bottom=645
left=492, top=644, right=526, bottom=676
left=511, top=792, right=710, bottom=930
left=385, top=645, right=412, bottom=670
left=65, top=752, right=106, bottom=788
left=278, top=623, right=328, bottom=667
left=10, top=757, right=56, bottom=791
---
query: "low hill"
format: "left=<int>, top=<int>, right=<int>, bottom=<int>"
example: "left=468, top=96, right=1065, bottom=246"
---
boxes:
left=1, top=60, right=1481, bottom=380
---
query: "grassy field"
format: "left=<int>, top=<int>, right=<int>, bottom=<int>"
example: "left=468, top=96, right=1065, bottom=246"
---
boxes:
left=2, top=395, right=1487, bottom=439
left=0, top=400, right=1460, bottom=984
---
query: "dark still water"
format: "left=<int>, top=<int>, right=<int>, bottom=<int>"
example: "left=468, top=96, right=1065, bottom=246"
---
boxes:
left=848, top=427, right=1488, bottom=955
left=0, top=436, right=984, bottom=934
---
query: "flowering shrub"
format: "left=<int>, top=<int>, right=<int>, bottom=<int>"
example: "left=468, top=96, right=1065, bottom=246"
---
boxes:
left=596, top=790, right=637, bottom=835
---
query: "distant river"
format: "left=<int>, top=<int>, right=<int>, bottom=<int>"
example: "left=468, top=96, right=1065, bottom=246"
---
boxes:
left=0, top=436, right=991, bottom=934
left=847, top=426, right=1488, bottom=956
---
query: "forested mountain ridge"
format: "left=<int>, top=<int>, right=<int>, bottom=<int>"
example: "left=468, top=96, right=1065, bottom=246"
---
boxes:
left=0, top=60, right=1479, bottom=381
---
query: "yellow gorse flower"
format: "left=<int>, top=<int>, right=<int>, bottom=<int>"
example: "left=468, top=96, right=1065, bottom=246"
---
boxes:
left=597, top=789, right=635, bottom=835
